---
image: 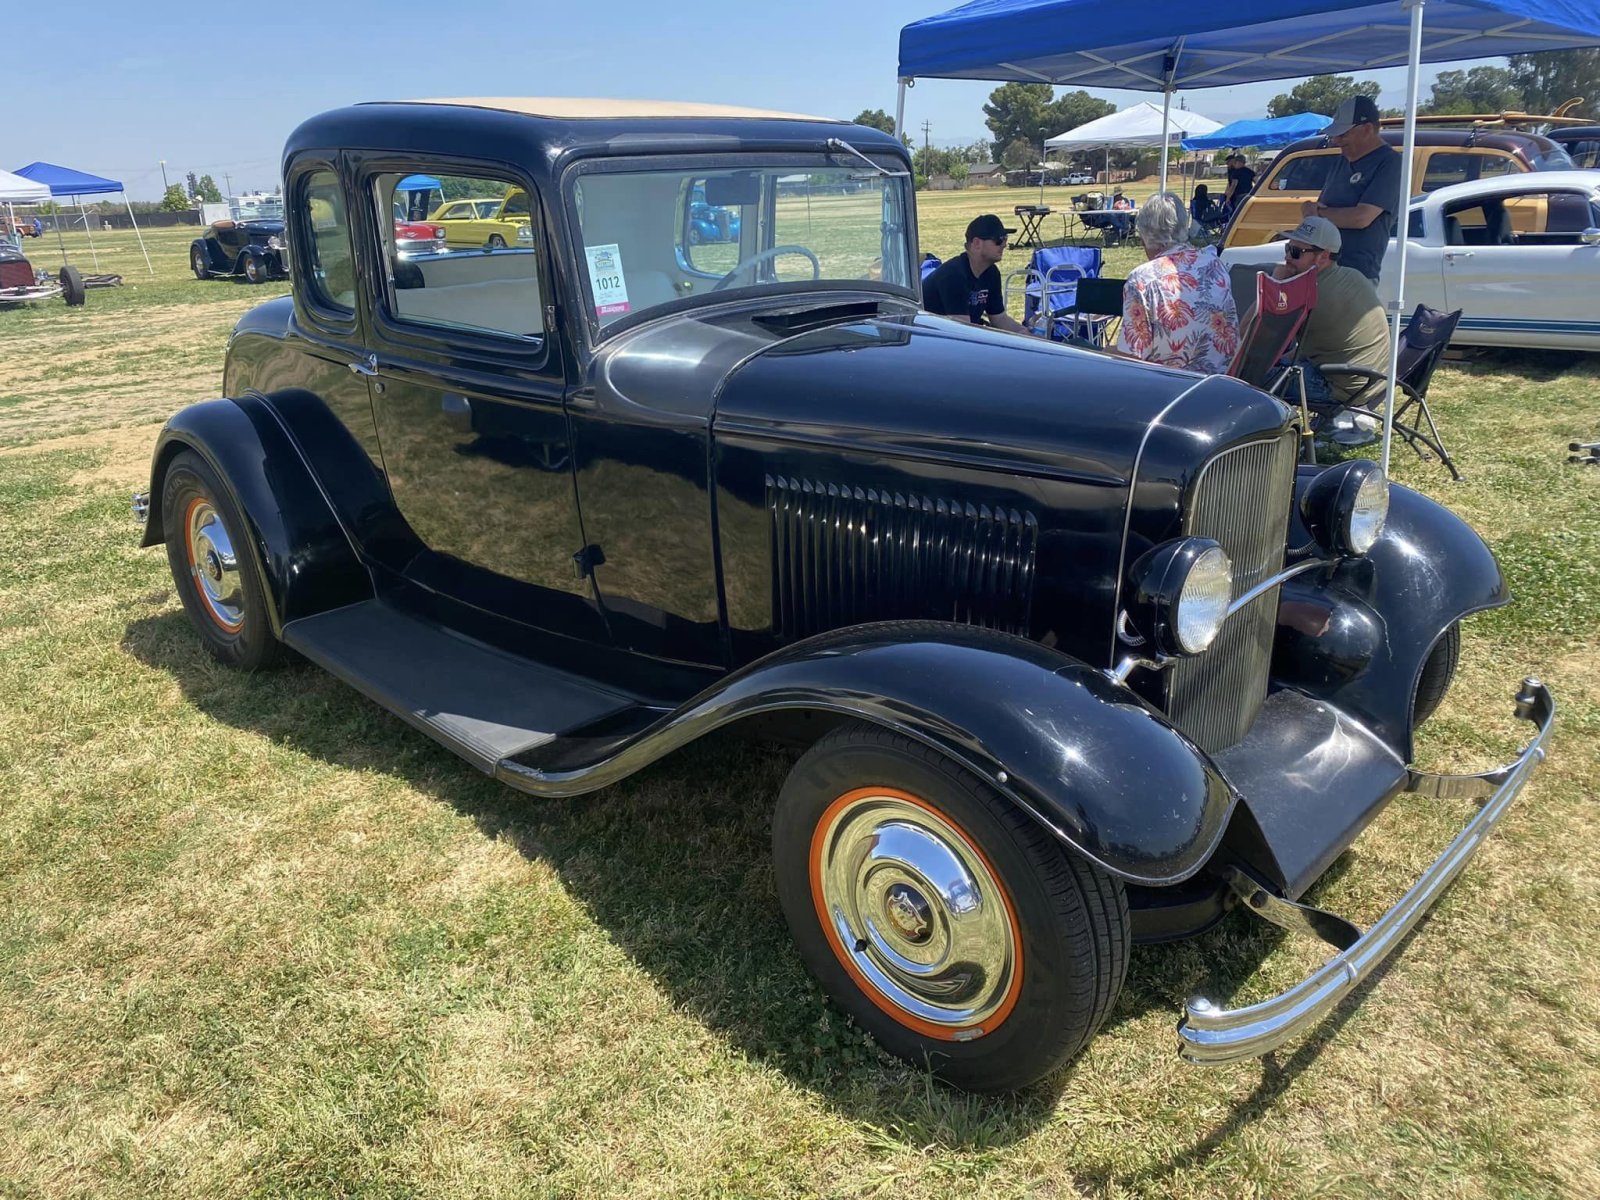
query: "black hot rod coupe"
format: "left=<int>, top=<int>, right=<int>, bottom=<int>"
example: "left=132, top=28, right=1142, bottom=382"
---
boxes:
left=134, top=98, right=1553, bottom=1092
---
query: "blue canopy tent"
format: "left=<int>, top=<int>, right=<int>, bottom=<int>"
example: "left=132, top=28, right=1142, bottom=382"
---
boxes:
left=13, top=161, right=154, bottom=277
left=896, top=0, right=1600, bottom=471
left=1182, top=112, right=1332, bottom=150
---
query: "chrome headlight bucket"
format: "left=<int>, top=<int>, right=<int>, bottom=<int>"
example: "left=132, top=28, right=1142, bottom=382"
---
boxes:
left=1301, top=460, right=1389, bottom=556
left=1125, top=537, right=1235, bottom=657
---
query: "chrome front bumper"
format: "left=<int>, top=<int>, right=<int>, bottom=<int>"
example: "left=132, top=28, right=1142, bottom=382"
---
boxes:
left=1177, top=677, right=1555, bottom=1065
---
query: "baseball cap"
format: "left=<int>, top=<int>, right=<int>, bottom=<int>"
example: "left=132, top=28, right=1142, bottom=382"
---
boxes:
left=1326, top=95, right=1381, bottom=137
left=966, top=214, right=1016, bottom=243
left=1276, top=215, right=1342, bottom=253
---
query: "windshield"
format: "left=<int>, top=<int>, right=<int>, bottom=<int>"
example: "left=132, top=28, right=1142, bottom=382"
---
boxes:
left=570, top=160, right=914, bottom=331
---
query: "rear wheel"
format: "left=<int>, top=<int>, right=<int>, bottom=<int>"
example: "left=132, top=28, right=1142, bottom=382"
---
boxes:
left=161, top=450, right=282, bottom=671
left=191, top=246, right=210, bottom=279
left=772, top=722, right=1129, bottom=1092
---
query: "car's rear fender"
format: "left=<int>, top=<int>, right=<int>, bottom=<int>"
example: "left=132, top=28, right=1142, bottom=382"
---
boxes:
left=141, top=395, right=371, bottom=633
left=504, top=621, right=1236, bottom=888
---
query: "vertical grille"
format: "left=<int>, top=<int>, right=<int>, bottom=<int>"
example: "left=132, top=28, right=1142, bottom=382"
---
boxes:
left=767, top=475, right=1037, bottom=640
left=1165, top=432, right=1299, bottom=753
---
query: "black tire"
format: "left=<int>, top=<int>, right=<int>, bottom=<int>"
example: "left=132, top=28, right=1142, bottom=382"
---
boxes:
left=59, top=264, right=86, bottom=307
left=486, top=234, right=507, bottom=250
left=161, top=450, right=282, bottom=671
left=1413, top=621, right=1461, bottom=727
left=242, top=254, right=267, bottom=284
left=772, top=722, right=1129, bottom=1092
left=191, top=246, right=210, bottom=280
left=687, top=225, right=702, bottom=246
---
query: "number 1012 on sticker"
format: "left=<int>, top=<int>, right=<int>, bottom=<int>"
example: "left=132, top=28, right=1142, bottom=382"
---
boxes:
left=585, top=244, right=632, bottom=317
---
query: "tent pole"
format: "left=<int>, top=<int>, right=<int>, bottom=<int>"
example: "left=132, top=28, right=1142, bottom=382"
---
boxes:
left=52, top=203, right=67, bottom=262
left=1160, top=87, right=1174, bottom=193
left=124, top=194, right=155, bottom=277
left=78, top=197, right=100, bottom=270
left=893, top=78, right=909, bottom=142
left=1382, top=0, right=1426, bottom=478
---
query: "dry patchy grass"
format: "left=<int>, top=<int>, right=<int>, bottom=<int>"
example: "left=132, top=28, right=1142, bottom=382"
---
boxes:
left=0, top=208, right=1598, bottom=1200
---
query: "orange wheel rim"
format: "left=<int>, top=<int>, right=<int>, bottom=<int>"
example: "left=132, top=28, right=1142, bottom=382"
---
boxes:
left=182, top=495, right=245, bottom=633
left=809, top=785, right=1023, bottom=1041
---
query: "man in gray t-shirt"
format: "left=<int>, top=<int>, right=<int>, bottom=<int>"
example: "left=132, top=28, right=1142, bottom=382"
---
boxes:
left=1301, top=96, right=1401, bottom=284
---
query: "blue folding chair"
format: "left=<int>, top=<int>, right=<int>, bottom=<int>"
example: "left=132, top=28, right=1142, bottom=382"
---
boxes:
left=920, top=253, right=942, bottom=285
left=1006, top=245, right=1102, bottom=342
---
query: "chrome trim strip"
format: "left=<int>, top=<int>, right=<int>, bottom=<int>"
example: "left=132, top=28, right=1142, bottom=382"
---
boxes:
left=1177, top=677, right=1554, bottom=1065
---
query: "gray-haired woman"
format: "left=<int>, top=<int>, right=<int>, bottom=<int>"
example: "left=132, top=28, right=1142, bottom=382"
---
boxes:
left=1115, top=192, right=1239, bottom=374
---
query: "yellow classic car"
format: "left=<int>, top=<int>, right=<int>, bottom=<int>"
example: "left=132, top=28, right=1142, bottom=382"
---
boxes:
left=427, top=190, right=534, bottom=249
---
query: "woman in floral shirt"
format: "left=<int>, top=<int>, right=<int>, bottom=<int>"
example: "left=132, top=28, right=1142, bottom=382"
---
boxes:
left=1115, top=192, right=1239, bottom=374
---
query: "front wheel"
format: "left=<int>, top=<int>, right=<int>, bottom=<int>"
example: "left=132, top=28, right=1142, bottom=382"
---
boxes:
left=773, top=722, right=1129, bottom=1092
left=486, top=234, right=507, bottom=250
left=1413, top=621, right=1461, bottom=727
left=161, top=450, right=282, bottom=670
left=242, top=254, right=267, bottom=284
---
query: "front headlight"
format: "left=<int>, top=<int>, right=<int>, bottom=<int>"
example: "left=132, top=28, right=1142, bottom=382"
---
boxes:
left=1301, top=460, right=1389, bottom=556
left=1174, top=544, right=1234, bottom=654
left=1125, top=537, right=1235, bottom=658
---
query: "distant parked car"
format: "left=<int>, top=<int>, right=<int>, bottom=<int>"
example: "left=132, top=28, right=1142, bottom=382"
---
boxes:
left=429, top=198, right=503, bottom=221
left=1065, top=170, right=1094, bottom=185
left=427, top=190, right=533, bottom=249
left=688, top=186, right=741, bottom=244
left=1221, top=170, right=1600, bottom=351
left=191, top=218, right=288, bottom=284
left=390, top=205, right=448, bottom=256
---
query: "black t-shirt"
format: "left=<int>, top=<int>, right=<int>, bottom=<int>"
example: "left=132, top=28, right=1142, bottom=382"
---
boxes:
left=1226, top=165, right=1255, bottom=203
left=1318, top=143, right=1402, bottom=284
left=923, top=254, right=1005, bottom=324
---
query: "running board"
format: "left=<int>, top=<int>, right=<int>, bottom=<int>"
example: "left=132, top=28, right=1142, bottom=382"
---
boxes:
left=281, top=600, right=636, bottom=774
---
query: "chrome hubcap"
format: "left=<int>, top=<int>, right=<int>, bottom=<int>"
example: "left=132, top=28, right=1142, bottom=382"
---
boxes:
left=186, top=501, right=243, bottom=630
left=817, top=792, right=1018, bottom=1035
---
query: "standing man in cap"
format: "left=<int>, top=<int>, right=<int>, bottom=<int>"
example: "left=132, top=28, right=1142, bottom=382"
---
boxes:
left=1221, top=152, right=1255, bottom=218
left=1301, top=95, right=1402, bottom=285
left=922, top=214, right=1029, bottom=334
left=1249, top=215, right=1390, bottom=440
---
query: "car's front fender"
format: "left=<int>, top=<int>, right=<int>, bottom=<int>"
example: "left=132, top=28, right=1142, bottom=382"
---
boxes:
left=502, top=622, right=1236, bottom=887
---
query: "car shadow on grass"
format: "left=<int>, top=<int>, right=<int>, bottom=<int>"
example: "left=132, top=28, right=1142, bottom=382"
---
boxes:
left=124, top=610, right=1385, bottom=1158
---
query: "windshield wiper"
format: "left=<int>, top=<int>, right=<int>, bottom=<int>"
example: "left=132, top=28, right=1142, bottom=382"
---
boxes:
left=825, top=137, right=911, bottom=178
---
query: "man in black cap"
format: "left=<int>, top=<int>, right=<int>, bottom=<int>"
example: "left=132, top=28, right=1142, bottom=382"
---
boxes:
left=922, top=214, right=1029, bottom=333
left=1221, top=152, right=1255, bottom=218
left=1301, top=95, right=1402, bottom=284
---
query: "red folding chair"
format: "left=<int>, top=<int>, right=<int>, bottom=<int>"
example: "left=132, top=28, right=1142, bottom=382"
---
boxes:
left=1227, top=269, right=1320, bottom=462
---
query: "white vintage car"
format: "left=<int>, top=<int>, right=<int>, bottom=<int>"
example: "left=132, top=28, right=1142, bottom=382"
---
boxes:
left=1221, top=170, right=1600, bottom=351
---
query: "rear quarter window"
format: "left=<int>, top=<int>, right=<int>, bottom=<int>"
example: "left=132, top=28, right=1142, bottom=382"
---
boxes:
left=1266, top=152, right=1336, bottom=193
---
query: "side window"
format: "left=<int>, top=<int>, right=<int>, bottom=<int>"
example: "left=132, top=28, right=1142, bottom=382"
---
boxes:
left=373, top=171, right=545, bottom=343
left=1268, top=153, right=1336, bottom=193
left=299, top=169, right=356, bottom=313
left=1420, top=153, right=1474, bottom=192
left=1477, top=154, right=1519, bottom=179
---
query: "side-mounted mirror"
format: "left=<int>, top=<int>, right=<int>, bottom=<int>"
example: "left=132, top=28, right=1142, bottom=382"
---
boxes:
left=1580, top=227, right=1600, bottom=246
left=704, top=173, right=761, bottom=207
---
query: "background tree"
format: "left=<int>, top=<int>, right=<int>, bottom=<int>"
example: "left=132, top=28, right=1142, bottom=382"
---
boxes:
left=983, top=83, right=1113, bottom=160
left=1422, top=66, right=1523, bottom=114
left=159, top=184, right=192, bottom=213
left=1267, top=74, right=1382, bottom=118
left=954, top=139, right=992, bottom=164
left=913, top=146, right=961, bottom=178
left=999, top=138, right=1033, bottom=170
left=195, top=174, right=224, bottom=203
left=1509, top=48, right=1600, bottom=118
left=185, top=171, right=200, bottom=200
left=851, top=108, right=896, bottom=133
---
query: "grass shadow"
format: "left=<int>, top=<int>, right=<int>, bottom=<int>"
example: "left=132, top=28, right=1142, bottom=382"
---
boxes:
left=122, top=609, right=1375, bottom=1156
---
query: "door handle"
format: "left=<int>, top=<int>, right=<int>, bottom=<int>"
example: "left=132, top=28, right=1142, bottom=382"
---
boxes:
left=1443, top=249, right=1475, bottom=260
left=346, top=353, right=379, bottom=376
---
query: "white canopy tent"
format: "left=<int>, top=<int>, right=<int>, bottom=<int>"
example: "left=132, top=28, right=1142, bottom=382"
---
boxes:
left=0, top=170, right=51, bottom=253
left=1046, top=102, right=1222, bottom=192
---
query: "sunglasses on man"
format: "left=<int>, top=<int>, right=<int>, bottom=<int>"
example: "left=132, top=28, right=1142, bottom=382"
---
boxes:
left=1285, top=243, right=1321, bottom=261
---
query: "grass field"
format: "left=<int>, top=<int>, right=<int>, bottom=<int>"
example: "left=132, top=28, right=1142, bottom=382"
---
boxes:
left=2, top=203, right=1598, bottom=1199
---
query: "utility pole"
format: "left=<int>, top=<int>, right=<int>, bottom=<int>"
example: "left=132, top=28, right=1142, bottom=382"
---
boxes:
left=159, top=160, right=168, bottom=190
left=224, top=172, right=233, bottom=202
left=921, top=120, right=932, bottom=152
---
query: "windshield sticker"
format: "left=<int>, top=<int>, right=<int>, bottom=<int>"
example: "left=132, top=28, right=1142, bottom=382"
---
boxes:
left=585, top=244, right=631, bottom=317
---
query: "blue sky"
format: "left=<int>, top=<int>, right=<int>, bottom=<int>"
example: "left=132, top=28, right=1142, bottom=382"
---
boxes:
left=13, top=0, right=1488, bottom=200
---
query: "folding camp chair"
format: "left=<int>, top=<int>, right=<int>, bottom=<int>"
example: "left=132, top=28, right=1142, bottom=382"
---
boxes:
left=1063, top=275, right=1125, bottom=348
left=919, top=253, right=942, bottom=285
left=1004, top=245, right=1102, bottom=342
left=1320, top=304, right=1464, bottom=481
left=1227, top=268, right=1319, bottom=462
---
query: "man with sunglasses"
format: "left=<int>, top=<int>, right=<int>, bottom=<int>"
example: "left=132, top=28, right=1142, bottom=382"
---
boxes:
left=922, top=214, right=1029, bottom=334
left=1251, top=217, right=1389, bottom=434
